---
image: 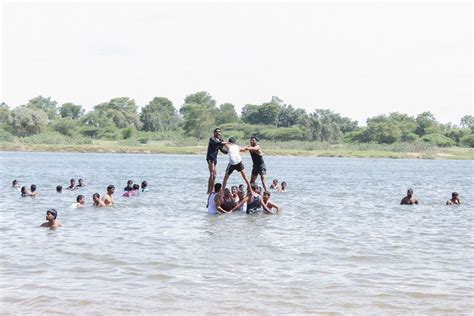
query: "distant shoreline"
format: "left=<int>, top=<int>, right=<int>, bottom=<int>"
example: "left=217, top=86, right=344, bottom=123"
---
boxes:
left=2, top=142, right=473, bottom=160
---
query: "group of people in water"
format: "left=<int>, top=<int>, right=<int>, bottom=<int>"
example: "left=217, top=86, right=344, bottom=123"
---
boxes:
left=205, top=128, right=287, bottom=215
left=12, top=178, right=150, bottom=228
left=400, top=188, right=462, bottom=205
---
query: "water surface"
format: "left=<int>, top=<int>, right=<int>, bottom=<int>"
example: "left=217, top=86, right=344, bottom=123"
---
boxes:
left=0, top=152, right=473, bottom=314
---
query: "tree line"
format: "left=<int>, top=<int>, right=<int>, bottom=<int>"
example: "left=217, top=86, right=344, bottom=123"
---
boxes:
left=0, top=92, right=473, bottom=147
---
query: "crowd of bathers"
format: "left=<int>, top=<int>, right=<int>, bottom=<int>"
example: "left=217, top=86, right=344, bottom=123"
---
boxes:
left=205, top=128, right=290, bottom=215
left=12, top=178, right=150, bottom=228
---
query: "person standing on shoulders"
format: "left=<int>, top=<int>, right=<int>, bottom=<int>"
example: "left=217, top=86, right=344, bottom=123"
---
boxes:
left=243, top=136, right=269, bottom=192
left=206, top=128, right=227, bottom=195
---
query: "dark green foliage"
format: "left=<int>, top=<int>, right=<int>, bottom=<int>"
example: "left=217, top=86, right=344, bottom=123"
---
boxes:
left=421, top=133, right=456, bottom=147
left=140, top=97, right=179, bottom=132
left=25, top=96, right=58, bottom=120
left=216, top=103, right=239, bottom=125
left=8, top=107, right=49, bottom=136
left=59, top=103, right=84, bottom=119
left=51, top=117, right=77, bottom=137
left=460, top=134, right=474, bottom=147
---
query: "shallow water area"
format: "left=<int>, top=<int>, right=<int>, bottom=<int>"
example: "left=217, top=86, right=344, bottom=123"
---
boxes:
left=0, top=152, right=473, bottom=314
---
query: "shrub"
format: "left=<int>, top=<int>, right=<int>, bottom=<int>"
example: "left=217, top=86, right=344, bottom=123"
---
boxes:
left=460, top=134, right=474, bottom=148
left=421, top=133, right=456, bottom=147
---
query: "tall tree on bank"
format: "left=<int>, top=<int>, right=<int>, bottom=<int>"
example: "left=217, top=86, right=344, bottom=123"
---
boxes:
left=180, top=91, right=217, bottom=138
left=25, top=96, right=58, bottom=120
left=8, top=106, right=49, bottom=136
left=140, top=97, right=179, bottom=132
left=59, top=103, right=84, bottom=119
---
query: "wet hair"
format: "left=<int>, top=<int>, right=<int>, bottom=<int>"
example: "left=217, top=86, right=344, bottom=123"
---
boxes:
left=133, top=184, right=139, bottom=190
left=93, top=193, right=100, bottom=199
left=224, top=188, right=231, bottom=195
left=141, top=181, right=147, bottom=188
left=273, top=179, right=278, bottom=183
left=214, top=128, right=221, bottom=133
left=281, top=181, right=287, bottom=186
left=407, top=188, right=413, bottom=194
left=30, top=184, right=37, bottom=192
left=56, top=185, right=62, bottom=193
left=21, top=186, right=27, bottom=194
left=107, top=185, right=115, bottom=192
left=250, top=183, right=258, bottom=191
left=228, top=137, right=236, bottom=144
left=452, top=192, right=459, bottom=197
left=70, top=178, right=75, bottom=183
left=12, top=180, right=18, bottom=186
left=78, top=178, right=84, bottom=185
left=231, top=185, right=238, bottom=192
left=263, top=191, right=271, bottom=196
left=76, top=194, right=84, bottom=203
left=127, top=180, right=133, bottom=185
left=250, top=136, right=260, bottom=142
left=46, top=209, right=57, bottom=220
left=214, top=183, right=222, bottom=192
left=239, top=184, right=244, bottom=189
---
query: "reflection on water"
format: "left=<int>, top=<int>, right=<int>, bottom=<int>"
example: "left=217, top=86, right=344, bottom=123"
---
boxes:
left=0, top=152, right=473, bottom=314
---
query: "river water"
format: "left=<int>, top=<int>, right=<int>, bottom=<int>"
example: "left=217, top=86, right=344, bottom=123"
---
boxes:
left=0, top=152, right=473, bottom=314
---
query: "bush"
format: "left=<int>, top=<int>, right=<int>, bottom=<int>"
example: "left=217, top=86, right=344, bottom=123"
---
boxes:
left=460, top=134, right=474, bottom=148
left=421, top=133, right=456, bottom=147
left=259, top=126, right=307, bottom=141
left=0, top=130, right=12, bottom=142
left=121, top=126, right=136, bottom=139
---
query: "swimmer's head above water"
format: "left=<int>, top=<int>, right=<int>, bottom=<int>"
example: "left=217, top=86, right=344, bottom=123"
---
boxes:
left=46, top=209, right=57, bottom=220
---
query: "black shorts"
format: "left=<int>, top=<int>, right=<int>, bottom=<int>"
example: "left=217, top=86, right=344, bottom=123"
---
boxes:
left=226, top=161, right=244, bottom=175
left=207, top=158, right=217, bottom=165
left=252, top=164, right=266, bottom=176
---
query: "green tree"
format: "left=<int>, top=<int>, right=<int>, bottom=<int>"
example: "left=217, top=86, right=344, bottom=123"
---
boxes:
left=94, top=97, right=141, bottom=129
left=182, top=104, right=216, bottom=139
left=241, top=104, right=260, bottom=124
left=140, top=97, right=179, bottom=131
left=8, top=106, right=48, bottom=136
left=184, top=91, right=216, bottom=108
left=59, top=103, right=84, bottom=119
left=51, top=117, right=77, bottom=137
left=460, top=115, right=474, bottom=132
left=215, top=103, right=239, bottom=125
left=415, top=111, right=440, bottom=136
left=307, top=109, right=356, bottom=142
left=25, top=96, right=58, bottom=120
left=0, top=103, right=11, bottom=129
left=276, top=105, right=308, bottom=127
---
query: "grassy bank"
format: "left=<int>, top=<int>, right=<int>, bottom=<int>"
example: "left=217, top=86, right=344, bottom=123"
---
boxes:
left=1, top=140, right=473, bottom=159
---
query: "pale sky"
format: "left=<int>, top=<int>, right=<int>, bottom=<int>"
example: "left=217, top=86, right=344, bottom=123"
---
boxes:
left=1, top=1, right=472, bottom=125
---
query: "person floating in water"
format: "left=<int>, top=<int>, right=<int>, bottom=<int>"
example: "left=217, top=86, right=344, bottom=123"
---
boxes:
left=123, top=184, right=140, bottom=197
left=446, top=192, right=461, bottom=205
left=92, top=193, right=107, bottom=207
left=12, top=180, right=20, bottom=190
left=270, top=179, right=280, bottom=191
left=102, top=185, right=115, bottom=206
left=262, top=191, right=281, bottom=214
left=40, top=209, right=63, bottom=228
left=20, top=186, right=32, bottom=197
left=231, top=183, right=272, bottom=214
left=280, top=181, right=288, bottom=192
left=243, top=136, right=269, bottom=192
left=124, top=180, right=133, bottom=192
left=400, top=188, right=419, bottom=205
left=207, top=183, right=223, bottom=215
left=141, top=181, right=149, bottom=192
left=77, top=178, right=85, bottom=188
left=66, top=179, right=76, bottom=190
left=206, top=128, right=227, bottom=194
left=73, top=195, right=85, bottom=208
left=56, top=185, right=63, bottom=193
left=30, top=184, right=39, bottom=197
